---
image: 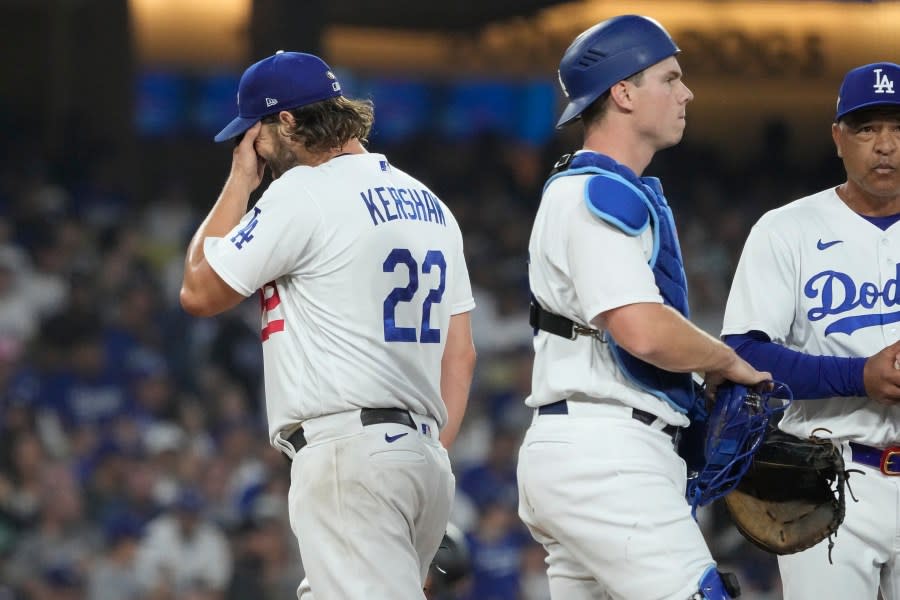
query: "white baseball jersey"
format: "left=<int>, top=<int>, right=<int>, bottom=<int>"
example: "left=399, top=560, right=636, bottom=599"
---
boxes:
left=527, top=171, right=689, bottom=427
left=520, top=166, right=714, bottom=599
left=723, top=188, right=900, bottom=447
left=204, top=153, right=475, bottom=444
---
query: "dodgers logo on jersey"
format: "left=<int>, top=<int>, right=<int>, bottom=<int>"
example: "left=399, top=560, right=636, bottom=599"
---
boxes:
left=231, top=206, right=261, bottom=250
left=805, top=263, right=900, bottom=335
left=873, top=68, right=895, bottom=95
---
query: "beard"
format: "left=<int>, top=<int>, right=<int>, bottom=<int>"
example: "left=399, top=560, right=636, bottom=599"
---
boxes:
left=266, top=136, right=301, bottom=179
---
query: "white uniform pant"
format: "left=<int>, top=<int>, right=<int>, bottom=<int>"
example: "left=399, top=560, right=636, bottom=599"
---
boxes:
left=286, top=409, right=454, bottom=600
left=779, top=442, right=900, bottom=600
left=517, top=404, right=715, bottom=600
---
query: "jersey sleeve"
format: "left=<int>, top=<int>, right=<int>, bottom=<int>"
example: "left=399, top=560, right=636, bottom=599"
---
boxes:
left=448, top=218, right=475, bottom=315
left=568, top=200, right=661, bottom=324
left=204, top=177, right=322, bottom=296
left=722, top=218, right=796, bottom=342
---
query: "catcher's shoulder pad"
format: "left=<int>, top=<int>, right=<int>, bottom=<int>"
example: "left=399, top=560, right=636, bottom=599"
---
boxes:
left=584, top=173, right=650, bottom=236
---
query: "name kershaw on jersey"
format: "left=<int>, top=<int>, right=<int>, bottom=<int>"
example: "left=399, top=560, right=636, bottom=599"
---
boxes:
left=805, top=263, right=900, bottom=336
left=360, top=186, right=446, bottom=227
left=228, top=184, right=448, bottom=254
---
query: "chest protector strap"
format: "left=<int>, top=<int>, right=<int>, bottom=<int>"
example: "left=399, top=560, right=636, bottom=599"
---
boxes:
left=531, top=152, right=697, bottom=415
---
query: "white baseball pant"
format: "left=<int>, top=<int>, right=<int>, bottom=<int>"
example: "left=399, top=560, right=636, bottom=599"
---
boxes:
left=517, top=401, right=716, bottom=599
left=287, top=409, right=453, bottom=599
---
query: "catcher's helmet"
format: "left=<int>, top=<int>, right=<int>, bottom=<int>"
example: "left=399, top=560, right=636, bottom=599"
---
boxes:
left=556, top=15, right=679, bottom=128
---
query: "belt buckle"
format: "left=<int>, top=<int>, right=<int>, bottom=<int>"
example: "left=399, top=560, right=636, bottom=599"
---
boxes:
left=880, top=446, right=900, bottom=475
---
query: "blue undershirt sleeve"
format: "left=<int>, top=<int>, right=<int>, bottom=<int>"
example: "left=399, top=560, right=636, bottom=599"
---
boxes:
left=723, top=331, right=867, bottom=399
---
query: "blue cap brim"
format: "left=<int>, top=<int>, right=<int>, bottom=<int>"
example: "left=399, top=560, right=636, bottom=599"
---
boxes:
left=556, top=101, right=586, bottom=129
left=836, top=99, right=900, bottom=122
left=214, top=116, right=259, bottom=143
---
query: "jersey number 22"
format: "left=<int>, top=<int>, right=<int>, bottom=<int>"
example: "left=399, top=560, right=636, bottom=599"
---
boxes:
left=383, top=248, right=445, bottom=343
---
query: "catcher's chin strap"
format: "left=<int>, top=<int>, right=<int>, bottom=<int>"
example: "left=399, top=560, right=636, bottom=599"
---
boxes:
left=529, top=296, right=606, bottom=341
left=810, top=427, right=863, bottom=565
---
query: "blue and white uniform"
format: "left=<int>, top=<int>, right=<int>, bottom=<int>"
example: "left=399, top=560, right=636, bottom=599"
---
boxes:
left=518, top=151, right=716, bottom=600
left=205, top=153, right=475, bottom=599
left=723, top=188, right=900, bottom=599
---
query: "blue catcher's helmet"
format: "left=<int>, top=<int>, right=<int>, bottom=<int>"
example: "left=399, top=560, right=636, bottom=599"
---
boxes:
left=556, top=15, right=680, bottom=128
left=687, top=381, right=793, bottom=516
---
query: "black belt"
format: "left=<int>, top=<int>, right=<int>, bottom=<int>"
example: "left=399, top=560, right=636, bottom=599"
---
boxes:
left=537, top=399, right=680, bottom=441
left=849, top=441, right=900, bottom=475
left=286, top=408, right=417, bottom=454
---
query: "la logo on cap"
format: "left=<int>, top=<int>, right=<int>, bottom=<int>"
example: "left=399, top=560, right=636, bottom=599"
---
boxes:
left=874, top=68, right=895, bottom=95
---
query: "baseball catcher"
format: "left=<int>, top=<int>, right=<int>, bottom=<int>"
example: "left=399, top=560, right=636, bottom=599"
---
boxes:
left=689, top=382, right=850, bottom=560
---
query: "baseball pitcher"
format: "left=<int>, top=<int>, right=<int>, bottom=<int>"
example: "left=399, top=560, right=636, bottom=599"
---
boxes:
left=180, top=51, right=476, bottom=599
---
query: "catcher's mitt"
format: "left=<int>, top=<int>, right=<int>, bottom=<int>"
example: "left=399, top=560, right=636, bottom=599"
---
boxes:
left=724, top=427, right=848, bottom=559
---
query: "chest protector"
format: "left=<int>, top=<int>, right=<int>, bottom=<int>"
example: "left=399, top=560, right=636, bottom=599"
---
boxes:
left=543, top=151, right=697, bottom=415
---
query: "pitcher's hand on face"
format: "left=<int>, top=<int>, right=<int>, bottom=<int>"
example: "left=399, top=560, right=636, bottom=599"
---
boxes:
left=230, top=122, right=266, bottom=191
left=863, top=339, right=900, bottom=405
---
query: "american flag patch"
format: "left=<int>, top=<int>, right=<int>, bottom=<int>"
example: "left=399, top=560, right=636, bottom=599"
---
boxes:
left=379, top=160, right=389, bottom=172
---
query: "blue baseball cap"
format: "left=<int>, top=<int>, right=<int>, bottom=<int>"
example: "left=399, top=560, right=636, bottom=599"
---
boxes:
left=835, top=62, right=900, bottom=122
left=214, top=51, right=343, bottom=142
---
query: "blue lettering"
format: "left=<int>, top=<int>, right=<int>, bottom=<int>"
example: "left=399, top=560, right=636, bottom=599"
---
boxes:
left=375, top=187, right=397, bottom=221
left=388, top=187, right=408, bottom=219
left=360, top=189, right=384, bottom=225
left=423, top=191, right=439, bottom=223
left=430, top=193, right=446, bottom=225
left=827, top=313, right=900, bottom=336
left=230, top=206, right=261, bottom=249
left=885, top=264, right=900, bottom=306
left=805, top=265, right=900, bottom=335
left=409, top=189, right=427, bottom=221
left=805, top=271, right=857, bottom=321
left=860, top=282, right=879, bottom=309
left=398, top=188, right=417, bottom=220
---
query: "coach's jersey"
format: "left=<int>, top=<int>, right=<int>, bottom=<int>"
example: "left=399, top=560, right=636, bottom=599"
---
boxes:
left=204, top=153, right=475, bottom=444
left=723, top=188, right=900, bottom=446
left=527, top=171, right=690, bottom=427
